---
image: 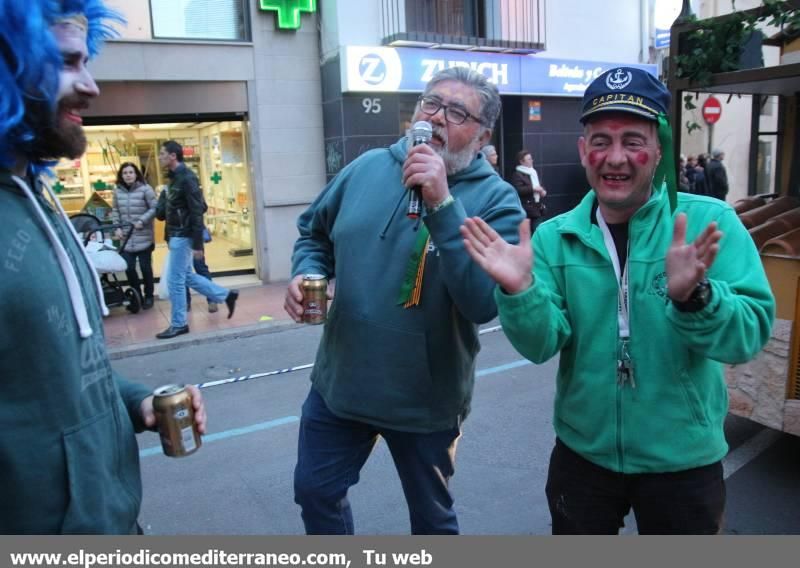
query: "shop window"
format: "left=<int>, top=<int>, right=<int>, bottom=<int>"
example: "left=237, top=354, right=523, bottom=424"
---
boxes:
left=150, top=0, right=250, bottom=42
left=757, top=136, right=777, bottom=195
left=50, top=121, right=256, bottom=277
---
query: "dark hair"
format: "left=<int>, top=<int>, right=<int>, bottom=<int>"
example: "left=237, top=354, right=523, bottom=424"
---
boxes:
left=516, top=149, right=532, bottom=164
left=422, top=67, right=502, bottom=130
left=116, top=161, right=144, bottom=186
left=161, top=140, right=183, bottom=162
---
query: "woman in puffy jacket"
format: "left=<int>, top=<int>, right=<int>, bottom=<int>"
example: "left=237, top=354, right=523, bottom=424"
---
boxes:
left=509, top=149, right=547, bottom=232
left=112, top=162, right=157, bottom=310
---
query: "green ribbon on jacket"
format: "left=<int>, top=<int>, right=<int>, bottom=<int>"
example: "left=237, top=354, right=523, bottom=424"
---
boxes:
left=397, top=225, right=430, bottom=307
left=654, top=113, right=678, bottom=212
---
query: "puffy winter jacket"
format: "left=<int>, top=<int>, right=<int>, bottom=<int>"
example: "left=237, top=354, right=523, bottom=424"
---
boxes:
left=111, top=181, right=156, bottom=252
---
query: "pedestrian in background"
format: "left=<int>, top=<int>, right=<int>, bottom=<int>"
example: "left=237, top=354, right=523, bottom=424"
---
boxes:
left=509, top=149, right=547, bottom=232
left=695, top=154, right=709, bottom=196
left=678, top=155, right=691, bottom=193
left=155, top=140, right=238, bottom=339
left=461, top=67, right=774, bottom=535
left=112, top=161, right=157, bottom=310
left=0, top=0, right=206, bottom=534
left=481, top=144, right=499, bottom=173
left=285, top=67, right=524, bottom=535
left=186, top=191, right=219, bottom=313
left=706, top=149, right=729, bottom=201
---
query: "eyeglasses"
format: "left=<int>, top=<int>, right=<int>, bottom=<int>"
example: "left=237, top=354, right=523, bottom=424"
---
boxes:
left=417, top=96, right=482, bottom=126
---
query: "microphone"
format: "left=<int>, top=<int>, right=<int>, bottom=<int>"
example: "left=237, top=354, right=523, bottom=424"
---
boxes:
left=407, top=121, right=433, bottom=219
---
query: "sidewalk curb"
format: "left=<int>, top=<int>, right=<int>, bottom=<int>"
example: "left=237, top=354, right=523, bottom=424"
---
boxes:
left=107, top=320, right=301, bottom=360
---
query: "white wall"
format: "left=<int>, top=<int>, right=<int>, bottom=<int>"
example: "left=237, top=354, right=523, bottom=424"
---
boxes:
left=540, top=0, right=644, bottom=62
left=248, top=3, right=325, bottom=282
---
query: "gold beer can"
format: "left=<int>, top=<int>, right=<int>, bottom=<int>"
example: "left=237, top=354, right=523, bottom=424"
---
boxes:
left=153, top=384, right=201, bottom=458
left=301, top=274, right=328, bottom=325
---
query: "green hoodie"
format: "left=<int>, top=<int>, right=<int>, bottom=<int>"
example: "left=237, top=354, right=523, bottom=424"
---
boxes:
left=293, top=138, right=525, bottom=433
left=0, top=171, right=152, bottom=534
left=496, top=184, right=775, bottom=473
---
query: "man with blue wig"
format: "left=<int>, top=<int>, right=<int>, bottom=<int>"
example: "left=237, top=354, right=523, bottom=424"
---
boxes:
left=0, top=0, right=206, bottom=533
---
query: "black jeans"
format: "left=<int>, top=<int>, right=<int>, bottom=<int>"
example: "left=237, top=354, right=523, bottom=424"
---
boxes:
left=121, top=245, right=154, bottom=299
left=545, top=438, right=725, bottom=535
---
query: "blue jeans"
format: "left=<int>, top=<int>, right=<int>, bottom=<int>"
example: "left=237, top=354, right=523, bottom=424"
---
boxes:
left=167, top=237, right=229, bottom=327
left=294, top=388, right=461, bottom=535
left=187, top=249, right=213, bottom=307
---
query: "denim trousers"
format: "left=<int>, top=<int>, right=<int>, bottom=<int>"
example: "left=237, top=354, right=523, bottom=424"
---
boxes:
left=121, top=245, right=154, bottom=299
left=545, top=438, right=726, bottom=535
left=167, top=237, right=229, bottom=327
left=186, top=248, right=213, bottom=306
left=294, top=388, right=461, bottom=535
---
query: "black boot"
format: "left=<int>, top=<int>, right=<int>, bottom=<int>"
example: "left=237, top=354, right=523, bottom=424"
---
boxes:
left=225, top=290, right=239, bottom=319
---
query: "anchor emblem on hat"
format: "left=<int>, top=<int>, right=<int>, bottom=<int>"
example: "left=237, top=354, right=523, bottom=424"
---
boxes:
left=606, top=68, right=632, bottom=90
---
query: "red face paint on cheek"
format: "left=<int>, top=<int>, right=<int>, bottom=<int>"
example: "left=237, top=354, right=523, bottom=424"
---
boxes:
left=587, top=150, right=603, bottom=167
left=634, top=151, right=650, bottom=166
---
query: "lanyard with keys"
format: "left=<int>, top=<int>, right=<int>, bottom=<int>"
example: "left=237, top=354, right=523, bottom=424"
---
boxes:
left=597, top=209, right=635, bottom=388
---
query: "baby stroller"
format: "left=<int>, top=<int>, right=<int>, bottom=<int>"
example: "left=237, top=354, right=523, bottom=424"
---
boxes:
left=69, top=213, right=143, bottom=314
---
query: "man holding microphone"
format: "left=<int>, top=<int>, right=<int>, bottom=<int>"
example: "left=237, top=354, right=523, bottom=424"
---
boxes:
left=284, top=67, right=524, bottom=534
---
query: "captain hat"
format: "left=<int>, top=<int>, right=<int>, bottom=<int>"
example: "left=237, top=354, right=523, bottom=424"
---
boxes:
left=581, top=66, right=671, bottom=124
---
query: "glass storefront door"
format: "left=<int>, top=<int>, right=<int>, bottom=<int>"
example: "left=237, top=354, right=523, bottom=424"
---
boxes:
left=50, top=120, right=256, bottom=277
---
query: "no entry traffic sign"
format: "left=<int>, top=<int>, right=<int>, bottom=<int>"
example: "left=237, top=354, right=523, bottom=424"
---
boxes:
left=702, top=96, right=722, bottom=125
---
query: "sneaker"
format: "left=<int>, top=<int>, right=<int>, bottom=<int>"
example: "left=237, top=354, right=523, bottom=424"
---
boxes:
left=225, top=290, right=239, bottom=319
left=143, top=297, right=155, bottom=310
left=208, top=302, right=219, bottom=313
left=155, top=325, right=190, bottom=339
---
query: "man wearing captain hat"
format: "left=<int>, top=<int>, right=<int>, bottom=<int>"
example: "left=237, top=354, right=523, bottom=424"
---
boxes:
left=461, top=67, right=775, bottom=534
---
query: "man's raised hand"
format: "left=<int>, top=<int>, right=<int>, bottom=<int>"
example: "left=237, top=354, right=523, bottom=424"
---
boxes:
left=666, top=213, right=722, bottom=302
left=461, top=217, right=534, bottom=294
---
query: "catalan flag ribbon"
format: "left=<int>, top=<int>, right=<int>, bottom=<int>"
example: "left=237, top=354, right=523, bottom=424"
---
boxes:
left=397, top=225, right=431, bottom=308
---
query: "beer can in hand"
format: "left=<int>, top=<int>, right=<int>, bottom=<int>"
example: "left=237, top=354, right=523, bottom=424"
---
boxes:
left=301, top=274, right=328, bottom=325
left=153, top=384, right=201, bottom=457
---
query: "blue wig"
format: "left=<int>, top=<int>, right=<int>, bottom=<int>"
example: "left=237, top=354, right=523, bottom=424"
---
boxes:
left=0, top=0, right=123, bottom=171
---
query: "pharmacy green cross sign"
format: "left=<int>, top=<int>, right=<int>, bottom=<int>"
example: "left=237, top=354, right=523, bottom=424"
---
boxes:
left=259, top=0, right=316, bottom=30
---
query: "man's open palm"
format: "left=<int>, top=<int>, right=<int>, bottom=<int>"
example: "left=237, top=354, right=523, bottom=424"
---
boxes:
left=461, top=217, right=533, bottom=294
left=666, top=213, right=722, bottom=302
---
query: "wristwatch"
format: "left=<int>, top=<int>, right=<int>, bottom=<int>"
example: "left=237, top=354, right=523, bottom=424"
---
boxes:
left=673, top=278, right=711, bottom=313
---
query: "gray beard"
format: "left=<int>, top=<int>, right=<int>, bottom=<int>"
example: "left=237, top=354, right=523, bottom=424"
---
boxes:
left=405, top=129, right=479, bottom=175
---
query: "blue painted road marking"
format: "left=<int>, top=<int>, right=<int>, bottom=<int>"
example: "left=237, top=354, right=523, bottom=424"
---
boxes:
left=140, top=358, right=532, bottom=458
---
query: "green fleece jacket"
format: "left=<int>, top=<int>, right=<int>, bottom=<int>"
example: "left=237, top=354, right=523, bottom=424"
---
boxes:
left=0, top=171, right=152, bottom=534
left=293, top=139, right=525, bottom=432
left=496, top=184, right=775, bottom=473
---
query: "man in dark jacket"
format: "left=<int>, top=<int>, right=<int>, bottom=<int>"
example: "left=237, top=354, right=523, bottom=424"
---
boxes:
left=155, top=140, right=238, bottom=339
left=0, top=0, right=206, bottom=534
left=706, top=149, right=729, bottom=201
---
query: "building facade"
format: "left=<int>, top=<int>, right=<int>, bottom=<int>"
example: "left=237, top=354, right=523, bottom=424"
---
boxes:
left=319, top=0, right=655, bottom=218
left=77, top=0, right=324, bottom=283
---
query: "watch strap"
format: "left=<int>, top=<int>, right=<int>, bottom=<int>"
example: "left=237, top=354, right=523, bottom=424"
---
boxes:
left=672, top=279, right=711, bottom=313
